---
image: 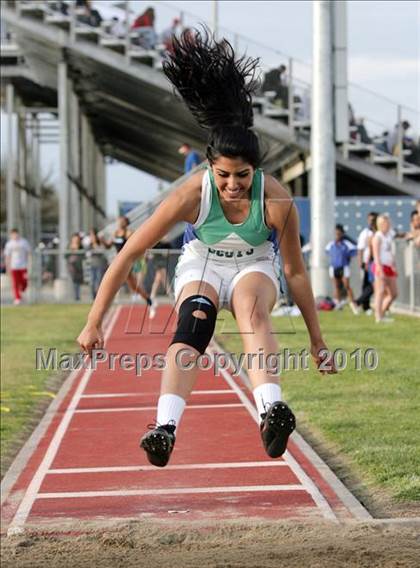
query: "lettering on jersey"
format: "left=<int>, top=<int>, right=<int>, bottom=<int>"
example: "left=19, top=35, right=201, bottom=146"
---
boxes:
left=208, top=247, right=254, bottom=258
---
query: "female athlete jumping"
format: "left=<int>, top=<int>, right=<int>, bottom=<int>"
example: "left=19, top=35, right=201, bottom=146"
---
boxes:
left=77, top=29, right=336, bottom=468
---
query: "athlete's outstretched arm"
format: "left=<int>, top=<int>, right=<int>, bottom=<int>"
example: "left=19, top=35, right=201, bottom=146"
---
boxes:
left=265, top=176, right=336, bottom=373
left=77, top=174, right=202, bottom=354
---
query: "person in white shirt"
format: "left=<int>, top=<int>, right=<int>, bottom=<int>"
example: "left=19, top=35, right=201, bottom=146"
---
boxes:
left=355, top=212, right=377, bottom=313
left=371, top=215, right=398, bottom=323
left=4, top=228, right=31, bottom=305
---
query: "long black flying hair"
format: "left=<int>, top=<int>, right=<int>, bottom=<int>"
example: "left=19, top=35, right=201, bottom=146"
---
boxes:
left=163, top=28, right=261, bottom=168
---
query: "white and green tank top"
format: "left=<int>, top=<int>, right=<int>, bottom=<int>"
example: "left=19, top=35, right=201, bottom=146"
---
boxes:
left=182, top=168, right=278, bottom=264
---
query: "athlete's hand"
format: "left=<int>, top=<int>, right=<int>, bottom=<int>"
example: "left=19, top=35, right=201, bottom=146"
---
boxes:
left=310, top=342, right=337, bottom=375
left=77, top=323, right=104, bottom=357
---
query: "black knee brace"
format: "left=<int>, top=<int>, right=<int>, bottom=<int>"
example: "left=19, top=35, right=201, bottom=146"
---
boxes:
left=170, top=294, right=218, bottom=354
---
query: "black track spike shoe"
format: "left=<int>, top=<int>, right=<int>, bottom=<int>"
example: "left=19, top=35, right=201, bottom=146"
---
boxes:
left=140, top=422, right=176, bottom=467
left=260, top=402, right=296, bottom=458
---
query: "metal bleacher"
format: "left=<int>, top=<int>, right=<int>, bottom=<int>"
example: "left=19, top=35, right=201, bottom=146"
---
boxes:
left=1, top=0, right=419, bottom=234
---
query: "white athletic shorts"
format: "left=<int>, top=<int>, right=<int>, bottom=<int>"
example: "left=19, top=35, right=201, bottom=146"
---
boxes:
left=174, top=253, right=281, bottom=311
left=329, top=265, right=351, bottom=279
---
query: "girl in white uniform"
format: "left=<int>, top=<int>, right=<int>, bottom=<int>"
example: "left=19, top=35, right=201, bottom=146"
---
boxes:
left=77, top=29, right=336, bottom=467
left=372, top=214, right=398, bottom=323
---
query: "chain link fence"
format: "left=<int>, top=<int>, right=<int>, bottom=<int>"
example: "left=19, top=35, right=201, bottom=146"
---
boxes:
left=1, top=248, right=182, bottom=305
left=1, top=241, right=419, bottom=314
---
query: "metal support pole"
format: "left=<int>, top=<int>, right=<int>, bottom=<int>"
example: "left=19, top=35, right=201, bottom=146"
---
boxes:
left=26, top=115, right=35, bottom=247
left=396, top=105, right=403, bottom=182
left=6, top=83, right=16, bottom=234
left=80, top=113, right=95, bottom=232
left=409, top=241, right=415, bottom=313
left=57, top=61, right=71, bottom=284
left=69, top=91, right=81, bottom=233
left=310, top=0, right=336, bottom=297
left=95, top=146, right=106, bottom=228
left=32, top=115, right=41, bottom=248
left=212, top=0, right=219, bottom=40
left=69, top=0, right=76, bottom=43
left=87, top=124, right=95, bottom=230
left=90, top=135, right=97, bottom=229
left=17, top=109, right=27, bottom=237
left=288, top=57, right=294, bottom=130
left=233, top=33, right=239, bottom=53
left=332, top=0, right=349, bottom=144
left=28, top=115, right=41, bottom=304
left=124, top=0, right=131, bottom=63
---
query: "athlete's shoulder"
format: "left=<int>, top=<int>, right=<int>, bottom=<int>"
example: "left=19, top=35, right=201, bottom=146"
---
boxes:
left=263, top=174, right=296, bottom=230
left=171, top=170, right=204, bottom=203
left=263, top=174, right=293, bottom=202
left=159, top=170, right=204, bottom=224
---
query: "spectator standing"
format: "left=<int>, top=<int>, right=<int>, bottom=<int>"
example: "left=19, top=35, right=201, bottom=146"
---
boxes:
left=355, top=212, right=378, bottom=313
left=86, top=229, right=108, bottom=299
left=178, top=143, right=201, bottom=173
left=4, top=228, right=31, bottom=305
left=261, top=64, right=288, bottom=107
left=66, top=233, right=85, bottom=302
left=386, top=120, right=414, bottom=156
left=371, top=215, right=398, bottom=323
left=407, top=210, right=420, bottom=248
left=355, top=117, right=371, bottom=144
left=325, top=224, right=359, bottom=313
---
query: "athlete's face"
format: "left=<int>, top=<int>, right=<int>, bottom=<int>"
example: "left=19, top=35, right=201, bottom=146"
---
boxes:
left=211, top=156, right=254, bottom=202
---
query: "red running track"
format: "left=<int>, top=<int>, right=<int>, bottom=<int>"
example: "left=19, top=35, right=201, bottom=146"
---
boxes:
left=1, top=305, right=367, bottom=534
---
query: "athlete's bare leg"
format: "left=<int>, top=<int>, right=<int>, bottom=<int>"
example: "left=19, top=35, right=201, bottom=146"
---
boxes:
left=374, top=276, right=386, bottom=320
left=160, top=280, right=219, bottom=399
left=381, top=276, right=398, bottom=314
left=231, top=272, right=278, bottom=388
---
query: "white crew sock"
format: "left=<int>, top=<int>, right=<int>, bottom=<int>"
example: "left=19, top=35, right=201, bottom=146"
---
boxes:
left=156, top=393, right=186, bottom=428
left=253, top=383, right=282, bottom=417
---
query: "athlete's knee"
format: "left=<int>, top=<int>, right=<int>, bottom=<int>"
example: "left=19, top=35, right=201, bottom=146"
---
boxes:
left=249, top=303, right=271, bottom=329
left=170, top=294, right=218, bottom=355
left=235, top=297, right=270, bottom=329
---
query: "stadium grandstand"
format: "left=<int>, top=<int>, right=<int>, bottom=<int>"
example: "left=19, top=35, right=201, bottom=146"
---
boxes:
left=1, top=0, right=419, bottom=309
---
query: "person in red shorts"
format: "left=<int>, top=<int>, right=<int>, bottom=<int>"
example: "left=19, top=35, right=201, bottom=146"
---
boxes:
left=371, top=215, right=398, bottom=323
left=4, top=228, right=31, bottom=305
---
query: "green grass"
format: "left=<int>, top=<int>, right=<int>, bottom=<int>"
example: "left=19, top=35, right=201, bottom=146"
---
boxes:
left=0, top=304, right=90, bottom=476
left=1, top=304, right=419, bottom=504
left=215, top=309, right=420, bottom=502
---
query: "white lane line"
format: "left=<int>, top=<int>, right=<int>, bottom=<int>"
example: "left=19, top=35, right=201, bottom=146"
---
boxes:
left=208, top=342, right=338, bottom=522
left=74, top=403, right=243, bottom=413
left=48, top=461, right=288, bottom=474
left=81, top=390, right=234, bottom=398
left=37, top=485, right=306, bottom=499
left=7, top=307, right=121, bottom=537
